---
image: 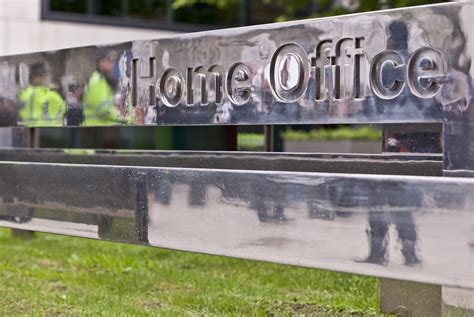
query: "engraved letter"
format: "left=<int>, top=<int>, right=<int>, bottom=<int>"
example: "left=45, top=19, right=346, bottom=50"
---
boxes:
left=227, top=63, right=252, bottom=106
left=186, top=65, right=224, bottom=106
left=407, top=47, right=445, bottom=99
left=370, top=51, right=405, bottom=100
left=132, top=56, right=156, bottom=106
left=270, top=43, right=309, bottom=103
left=159, top=68, right=184, bottom=107
left=351, top=37, right=366, bottom=98
left=334, top=38, right=354, bottom=100
left=311, top=40, right=334, bottom=101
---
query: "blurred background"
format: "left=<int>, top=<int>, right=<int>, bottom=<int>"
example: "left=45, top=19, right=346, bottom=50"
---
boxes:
left=1, top=0, right=454, bottom=56
left=0, top=0, right=454, bottom=152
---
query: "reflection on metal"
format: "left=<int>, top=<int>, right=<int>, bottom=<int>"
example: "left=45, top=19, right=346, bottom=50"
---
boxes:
left=382, top=123, right=442, bottom=154
left=0, top=3, right=472, bottom=302
left=0, top=3, right=472, bottom=173
left=0, top=148, right=442, bottom=175
left=0, top=4, right=470, bottom=119
left=0, top=161, right=472, bottom=289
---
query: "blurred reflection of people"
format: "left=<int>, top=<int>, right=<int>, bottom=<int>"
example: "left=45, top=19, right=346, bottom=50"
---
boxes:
left=97, top=173, right=149, bottom=244
left=249, top=179, right=287, bottom=223
left=360, top=21, right=421, bottom=266
left=188, top=181, right=207, bottom=207
left=18, top=63, right=66, bottom=127
left=0, top=97, right=17, bottom=126
left=65, top=83, right=84, bottom=126
left=363, top=182, right=421, bottom=266
left=83, top=49, right=125, bottom=126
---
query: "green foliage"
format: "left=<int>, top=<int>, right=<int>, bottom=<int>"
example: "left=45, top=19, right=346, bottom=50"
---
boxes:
left=173, top=0, right=239, bottom=10
left=0, top=229, right=382, bottom=315
left=237, top=126, right=381, bottom=150
left=273, top=0, right=448, bottom=21
left=281, top=126, right=381, bottom=141
left=237, top=133, right=265, bottom=150
left=173, top=0, right=448, bottom=22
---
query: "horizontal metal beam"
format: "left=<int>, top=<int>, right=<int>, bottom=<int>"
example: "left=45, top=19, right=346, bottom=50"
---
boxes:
left=0, top=161, right=472, bottom=289
left=0, top=147, right=443, bottom=160
left=0, top=3, right=472, bottom=127
left=2, top=2, right=472, bottom=174
left=0, top=148, right=442, bottom=176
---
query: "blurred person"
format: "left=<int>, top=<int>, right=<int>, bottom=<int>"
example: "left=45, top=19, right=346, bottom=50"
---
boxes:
left=360, top=21, right=421, bottom=266
left=65, top=83, right=84, bottom=126
left=83, top=49, right=126, bottom=126
left=0, top=97, right=18, bottom=126
left=361, top=182, right=421, bottom=266
left=18, top=63, right=66, bottom=127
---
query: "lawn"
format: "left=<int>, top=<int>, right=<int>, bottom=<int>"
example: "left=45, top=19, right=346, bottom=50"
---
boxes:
left=0, top=228, right=381, bottom=316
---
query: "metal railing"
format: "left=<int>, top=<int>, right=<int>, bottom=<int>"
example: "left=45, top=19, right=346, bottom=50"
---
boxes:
left=0, top=3, right=472, bottom=315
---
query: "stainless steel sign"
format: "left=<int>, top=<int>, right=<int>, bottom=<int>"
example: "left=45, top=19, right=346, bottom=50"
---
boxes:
left=142, top=39, right=446, bottom=106
left=0, top=2, right=472, bottom=127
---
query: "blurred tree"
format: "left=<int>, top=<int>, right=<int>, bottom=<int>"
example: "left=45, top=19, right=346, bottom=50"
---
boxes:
left=172, top=0, right=448, bottom=23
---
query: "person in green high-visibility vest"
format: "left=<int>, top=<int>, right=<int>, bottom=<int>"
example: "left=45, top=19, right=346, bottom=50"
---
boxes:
left=83, top=49, right=126, bottom=126
left=18, top=63, right=67, bottom=127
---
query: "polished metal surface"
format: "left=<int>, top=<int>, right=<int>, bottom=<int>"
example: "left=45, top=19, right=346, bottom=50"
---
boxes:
left=0, top=161, right=472, bottom=289
left=0, top=2, right=470, bottom=127
left=382, top=123, right=442, bottom=154
left=0, top=4, right=472, bottom=294
left=0, top=3, right=472, bottom=173
left=0, top=148, right=442, bottom=175
left=0, top=147, right=443, bottom=161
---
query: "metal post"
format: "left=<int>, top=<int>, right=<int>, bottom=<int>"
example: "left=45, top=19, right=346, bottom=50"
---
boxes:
left=379, top=123, right=467, bottom=317
left=10, top=127, right=36, bottom=238
left=166, top=0, right=173, bottom=25
left=86, top=0, right=94, bottom=16
left=239, top=0, right=250, bottom=26
left=264, top=125, right=274, bottom=152
left=380, top=279, right=442, bottom=317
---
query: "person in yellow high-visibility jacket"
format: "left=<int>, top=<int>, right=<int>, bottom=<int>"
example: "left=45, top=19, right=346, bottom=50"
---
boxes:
left=18, top=63, right=66, bottom=127
left=83, top=50, right=126, bottom=126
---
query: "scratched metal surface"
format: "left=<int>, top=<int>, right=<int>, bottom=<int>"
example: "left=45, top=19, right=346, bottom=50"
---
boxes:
left=0, top=4, right=472, bottom=288
left=0, top=147, right=443, bottom=160
left=0, top=148, right=442, bottom=175
left=0, top=3, right=472, bottom=173
left=0, top=3, right=471, bottom=126
left=0, top=161, right=472, bottom=289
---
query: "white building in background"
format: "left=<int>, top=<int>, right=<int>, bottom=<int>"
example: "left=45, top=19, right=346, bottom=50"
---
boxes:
left=0, top=0, right=176, bottom=56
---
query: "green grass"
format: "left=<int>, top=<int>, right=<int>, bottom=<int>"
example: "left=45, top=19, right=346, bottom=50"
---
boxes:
left=0, top=228, right=381, bottom=316
left=281, top=127, right=381, bottom=142
left=237, top=133, right=265, bottom=151
left=237, top=126, right=381, bottom=151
